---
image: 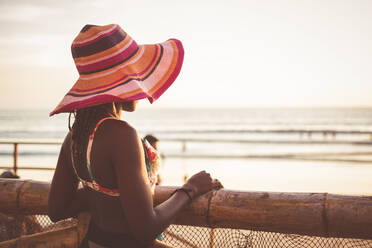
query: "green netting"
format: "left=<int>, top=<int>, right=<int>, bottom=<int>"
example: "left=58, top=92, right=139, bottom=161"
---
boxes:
left=1, top=215, right=372, bottom=248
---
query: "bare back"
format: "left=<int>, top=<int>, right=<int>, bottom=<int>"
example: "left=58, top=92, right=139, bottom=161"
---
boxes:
left=63, top=119, right=148, bottom=235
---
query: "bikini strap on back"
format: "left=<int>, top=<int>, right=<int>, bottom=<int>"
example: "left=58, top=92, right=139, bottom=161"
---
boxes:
left=70, top=118, right=120, bottom=197
left=86, top=117, right=117, bottom=181
left=70, top=131, right=85, bottom=183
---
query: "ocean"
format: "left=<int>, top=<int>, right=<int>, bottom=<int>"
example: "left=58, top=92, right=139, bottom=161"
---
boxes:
left=0, top=108, right=372, bottom=195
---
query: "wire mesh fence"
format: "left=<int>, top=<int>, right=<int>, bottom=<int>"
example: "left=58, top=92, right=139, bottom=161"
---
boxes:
left=1, top=215, right=372, bottom=247
left=162, top=225, right=372, bottom=248
left=0, top=214, right=42, bottom=241
left=0, top=214, right=77, bottom=242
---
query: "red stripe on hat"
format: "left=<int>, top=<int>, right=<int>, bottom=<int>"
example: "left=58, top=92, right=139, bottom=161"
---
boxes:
left=151, top=39, right=184, bottom=101
left=76, top=41, right=138, bottom=74
left=72, top=25, right=119, bottom=48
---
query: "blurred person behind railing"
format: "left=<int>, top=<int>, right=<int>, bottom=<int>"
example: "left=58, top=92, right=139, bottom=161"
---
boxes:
left=144, top=134, right=162, bottom=186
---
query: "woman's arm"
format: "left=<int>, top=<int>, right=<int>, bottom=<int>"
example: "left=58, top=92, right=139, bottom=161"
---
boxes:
left=48, top=133, right=89, bottom=222
left=111, top=121, right=218, bottom=245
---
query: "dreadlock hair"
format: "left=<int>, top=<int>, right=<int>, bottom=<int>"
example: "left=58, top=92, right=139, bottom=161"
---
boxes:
left=70, top=102, right=121, bottom=181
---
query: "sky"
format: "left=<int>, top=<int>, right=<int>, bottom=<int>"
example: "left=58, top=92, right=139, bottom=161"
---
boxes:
left=0, top=0, right=372, bottom=110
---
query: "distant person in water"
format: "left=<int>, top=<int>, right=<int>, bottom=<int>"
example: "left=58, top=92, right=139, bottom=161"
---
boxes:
left=48, top=24, right=222, bottom=248
left=144, top=134, right=162, bottom=185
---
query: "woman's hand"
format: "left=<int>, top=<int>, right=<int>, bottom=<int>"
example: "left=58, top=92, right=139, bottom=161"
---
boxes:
left=182, top=171, right=223, bottom=199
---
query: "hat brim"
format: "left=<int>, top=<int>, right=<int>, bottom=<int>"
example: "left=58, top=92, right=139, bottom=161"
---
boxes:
left=50, top=39, right=183, bottom=116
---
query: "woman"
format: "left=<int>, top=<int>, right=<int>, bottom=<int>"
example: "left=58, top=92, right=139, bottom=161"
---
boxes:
left=48, top=24, right=222, bottom=248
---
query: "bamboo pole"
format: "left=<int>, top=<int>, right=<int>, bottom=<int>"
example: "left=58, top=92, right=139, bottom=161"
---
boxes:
left=0, top=226, right=78, bottom=248
left=1, top=179, right=372, bottom=240
left=0, top=179, right=49, bottom=215
left=0, top=212, right=90, bottom=248
left=154, top=187, right=372, bottom=240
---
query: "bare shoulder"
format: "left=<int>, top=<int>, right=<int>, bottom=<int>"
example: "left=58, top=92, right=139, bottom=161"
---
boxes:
left=103, top=119, right=139, bottom=145
left=104, top=119, right=136, bottom=135
left=103, top=119, right=143, bottom=170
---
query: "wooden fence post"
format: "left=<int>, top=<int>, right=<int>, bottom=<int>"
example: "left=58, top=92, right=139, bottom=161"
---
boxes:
left=13, top=143, right=18, bottom=174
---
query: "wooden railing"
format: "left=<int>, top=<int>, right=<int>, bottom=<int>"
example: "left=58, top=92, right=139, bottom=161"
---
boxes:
left=0, top=179, right=372, bottom=244
left=1, top=135, right=372, bottom=174
left=0, top=141, right=60, bottom=173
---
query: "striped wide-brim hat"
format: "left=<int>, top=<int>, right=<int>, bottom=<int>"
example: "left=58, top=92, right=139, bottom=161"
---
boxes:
left=50, top=24, right=184, bottom=116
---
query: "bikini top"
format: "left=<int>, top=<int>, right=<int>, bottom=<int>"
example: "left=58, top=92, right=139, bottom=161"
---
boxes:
left=70, top=117, right=160, bottom=197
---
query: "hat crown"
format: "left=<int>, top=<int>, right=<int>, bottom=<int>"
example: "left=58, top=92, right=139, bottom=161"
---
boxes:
left=71, top=24, right=138, bottom=76
left=80, top=24, right=97, bottom=33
